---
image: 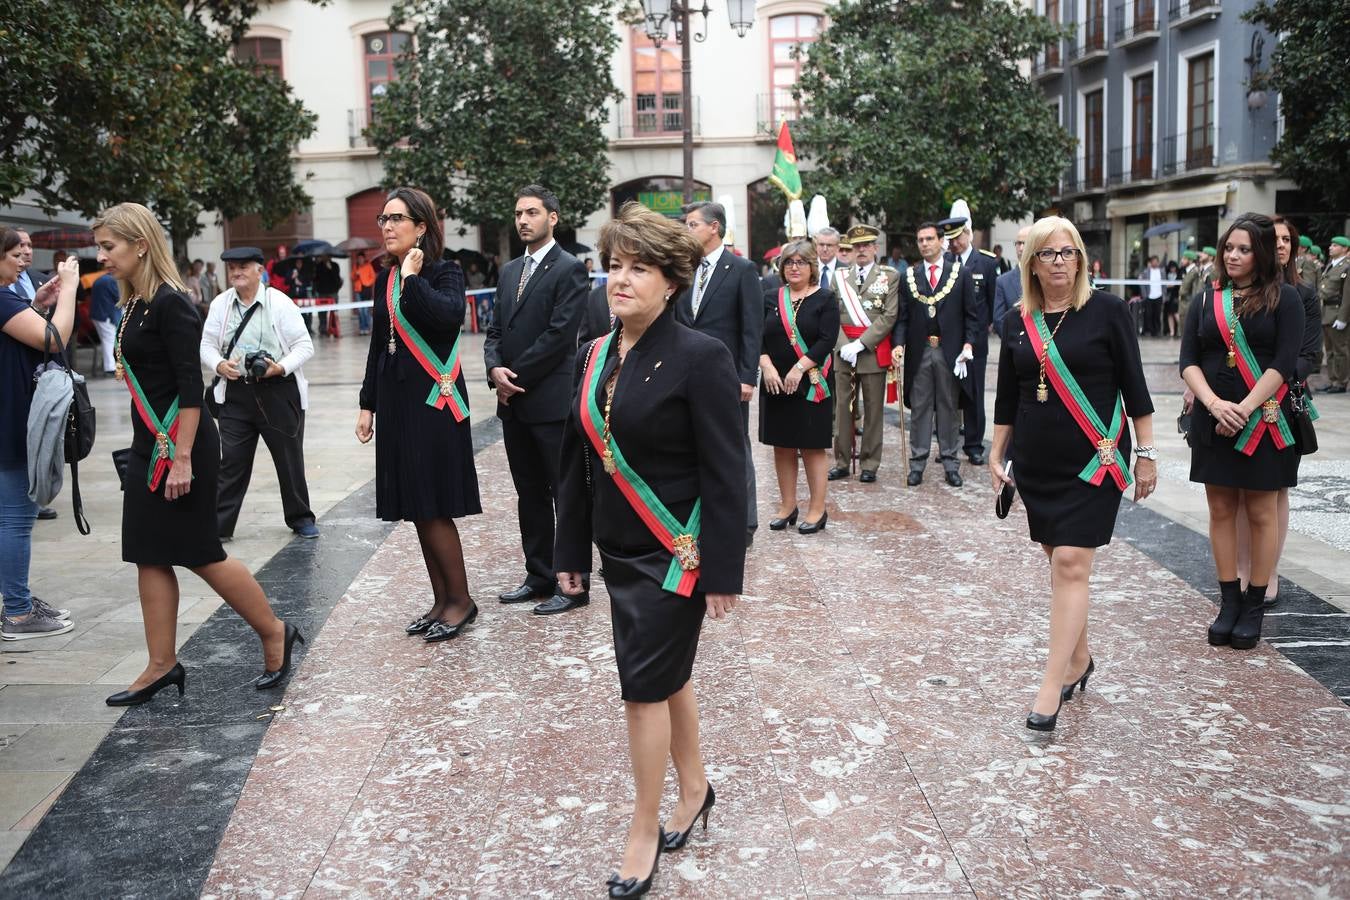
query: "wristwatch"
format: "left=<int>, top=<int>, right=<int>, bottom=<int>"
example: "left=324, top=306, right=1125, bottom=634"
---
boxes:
left=1134, top=445, right=1158, bottom=460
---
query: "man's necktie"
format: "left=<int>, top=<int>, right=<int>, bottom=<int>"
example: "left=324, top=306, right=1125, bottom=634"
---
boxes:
left=857, top=268, right=865, bottom=289
left=15, top=274, right=33, bottom=300
left=516, top=256, right=535, bottom=302
left=692, top=259, right=711, bottom=315
left=929, top=264, right=938, bottom=289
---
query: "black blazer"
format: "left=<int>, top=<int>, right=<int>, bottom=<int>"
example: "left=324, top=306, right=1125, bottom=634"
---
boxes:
left=483, top=243, right=589, bottom=423
left=577, top=283, right=613, bottom=345
left=674, top=251, right=764, bottom=386
left=554, top=309, right=747, bottom=594
left=891, top=259, right=982, bottom=407
left=359, top=259, right=467, bottom=412
left=948, top=249, right=999, bottom=356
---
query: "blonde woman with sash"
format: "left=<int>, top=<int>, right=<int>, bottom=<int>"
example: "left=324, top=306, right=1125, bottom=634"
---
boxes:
left=94, top=203, right=297, bottom=706
left=555, top=203, right=746, bottom=898
left=990, top=216, right=1156, bottom=732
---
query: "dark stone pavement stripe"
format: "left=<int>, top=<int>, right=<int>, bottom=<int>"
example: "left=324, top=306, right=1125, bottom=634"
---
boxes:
left=0, top=417, right=502, bottom=899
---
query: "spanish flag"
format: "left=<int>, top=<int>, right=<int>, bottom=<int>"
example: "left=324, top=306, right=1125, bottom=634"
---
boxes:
left=769, top=120, right=803, bottom=201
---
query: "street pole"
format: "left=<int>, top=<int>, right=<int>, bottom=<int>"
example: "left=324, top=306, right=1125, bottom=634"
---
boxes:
left=680, top=2, right=694, bottom=203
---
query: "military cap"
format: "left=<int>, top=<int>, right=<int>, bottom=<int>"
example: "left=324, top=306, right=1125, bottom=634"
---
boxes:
left=221, top=246, right=265, bottom=264
left=1298, top=235, right=1313, bottom=249
left=1202, top=246, right=1217, bottom=257
left=1182, top=250, right=1198, bottom=261
left=1312, top=245, right=1324, bottom=257
left=937, top=217, right=968, bottom=240
left=1332, top=236, right=1350, bottom=248
left=836, top=235, right=854, bottom=249
left=844, top=224, right=880, bottom=245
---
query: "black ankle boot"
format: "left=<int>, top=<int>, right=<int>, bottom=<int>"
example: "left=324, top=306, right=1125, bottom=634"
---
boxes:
left=1230, top=584, right=1267, bottom=650
left=1207, top=579, right=1243, bottom=646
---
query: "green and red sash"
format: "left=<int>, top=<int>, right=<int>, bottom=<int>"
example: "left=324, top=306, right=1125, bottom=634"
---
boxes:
left=579, top=332, right=702, bottom=596
left=388, top=270, right=468, bottom=421
left=1211, top=283, right=1293, bottom=454
left=777, top=287, right=831, bottom=403
left=1023, top=309, right=1133, bottom=491
left=119, top=358, right=180, bottom=491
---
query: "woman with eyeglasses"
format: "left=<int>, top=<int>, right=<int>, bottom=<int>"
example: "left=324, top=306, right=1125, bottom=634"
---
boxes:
left=758, top=239, right=840, bottom=534
left=991, top=216, right=1156, bottom=732
left=356, top=188, right=482, bottom=642
left=1181, top=213, right=1304, bottom=653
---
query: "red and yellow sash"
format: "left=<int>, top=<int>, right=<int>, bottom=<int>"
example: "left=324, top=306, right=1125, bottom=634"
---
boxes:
left=777, top=287, right=831, bottom=403
left=1023, top=309, right=1132, bottom=490
left=387, top=270, right=468, bottom=421
left=1211, top=283, right=1293, bottom=455
left=119, top=358, right=179, bottom=491
left=579, top=332, right=702, bottom=596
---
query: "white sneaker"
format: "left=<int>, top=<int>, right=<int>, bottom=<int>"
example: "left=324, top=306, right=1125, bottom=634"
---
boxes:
left=1, top=612, right=75, bottom=641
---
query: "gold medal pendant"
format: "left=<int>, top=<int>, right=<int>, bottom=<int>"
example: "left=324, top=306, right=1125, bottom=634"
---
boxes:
left=671, top=533, right=701, bottom=572
left=1261, top=398, right=1279, bottom=424
left=114, top=362, right=125, bottom=382
left=1226, top=348, right=1236, bottom=368
left=1095, top=438, right=1115, bottom=466
left=928, top=304, right=936, bottom=319
left=602, top=449, right=617, bottom=474
left=155, top=431, right=170, bottom=461
left=387, top=338, right=396, bottom=355
left=438, top=372, right=454, bottom=398
left=1036, top=381, right=1049, bottom=403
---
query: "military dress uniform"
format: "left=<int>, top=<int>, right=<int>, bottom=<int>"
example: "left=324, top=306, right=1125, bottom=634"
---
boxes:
left=1178, top=252, right=1201, bottom=323
left=829, top=225, right=898, bottom=481
left=1297, top=236, right=1322, bottom=289
left=942, top=218, right=998, bottom=464
left=1319, top=237, right=1350, bottom=392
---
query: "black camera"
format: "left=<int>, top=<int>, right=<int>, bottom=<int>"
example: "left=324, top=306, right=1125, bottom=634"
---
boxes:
left=244, top=351, right=273, bottom=381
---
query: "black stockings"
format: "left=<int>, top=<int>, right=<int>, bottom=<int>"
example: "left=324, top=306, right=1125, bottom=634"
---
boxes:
left=414, top=518, right=473, bottom=622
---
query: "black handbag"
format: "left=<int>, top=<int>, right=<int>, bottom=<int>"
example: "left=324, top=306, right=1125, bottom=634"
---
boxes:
left=204, top=299, right=262, bottom=417
left=112, top=447, right=131, bottom=491
left=42, top=324, right=96, bottom=534
left=994, top=461, right=1016, bottom=519
left=1289, top=382, right=1318, bottom=455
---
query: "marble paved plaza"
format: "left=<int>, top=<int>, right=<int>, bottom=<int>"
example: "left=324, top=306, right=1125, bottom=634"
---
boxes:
left=2, top=328, right=1349, bottom=898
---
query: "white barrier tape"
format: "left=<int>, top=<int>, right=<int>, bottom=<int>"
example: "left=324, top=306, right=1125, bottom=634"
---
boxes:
left=1095, top=278, right=1184, bottom=287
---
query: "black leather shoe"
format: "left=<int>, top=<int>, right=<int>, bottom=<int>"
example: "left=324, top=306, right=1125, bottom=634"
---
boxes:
left=1025, top=695, right=1064, bottom=732
left=1060, top=657, right=1095, bottom=702
left=906, top=471, right=923, bottom=487
left=798, top=512, right=828, bottom=534
left=663, top=784, right=715, bottom=852
left=532, top=594, right=589, bottom=616
left=769, top=508, right=799, bottom=530
left=827, top=467, right=850, bottom=481
left=859, top=471, right=877, bottom=483
left=105, top=663, right=186, bottom=707
left=606, top=833, right=663, bottom=898
left=498, top=584, right=542, bottom=604
left=1321, top=384, right=1347, bottom=394
left=944, top=470, right=963, bottom=487
left=255, top=622, right=305, bottom=689
left=425, top=602, right=479, bottom=642
left=405, top=616, right=433, bottom=635
left=966, top=451, right=986, bottom=465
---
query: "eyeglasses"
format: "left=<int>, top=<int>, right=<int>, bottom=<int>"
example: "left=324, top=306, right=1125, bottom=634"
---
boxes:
left=1033, top=247, right=1081, bottom=263
left=376, top=213, right=418, bottom=228
left=1014, top=241, right=1026, bottom=248
left=781, top=258, right=808, bottom=268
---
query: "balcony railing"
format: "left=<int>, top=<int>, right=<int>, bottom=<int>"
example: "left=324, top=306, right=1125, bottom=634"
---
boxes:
left=348, top=108, right=371, bottom=150
left=757, top=90, right=803, bottom=136
left=1061, top=154, right=1107, bottom=195
left=1031, top=42, right=1065, bottom=79
left=1168, top=0, right=1221, bottom=27
left=613, top=97, right=702, bottom=140
left=1106, top=144, right=1160, bottom=185
left=1067, top=21, right=1108, bottom=63
left=1113, top=2, right=1160, bottom=43
left=1160, top=129, right=1217, bottom=175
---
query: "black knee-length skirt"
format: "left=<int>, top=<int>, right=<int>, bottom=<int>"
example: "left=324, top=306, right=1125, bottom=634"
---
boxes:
left=122, top=413, right=227, bottom=568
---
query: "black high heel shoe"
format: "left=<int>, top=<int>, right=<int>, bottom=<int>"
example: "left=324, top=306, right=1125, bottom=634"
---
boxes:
left=662, top=783, right=715, bottom=852
left=106, top=662, right=186, bottom=707
left=424, top=602, right=478, bottom=643
left=255, top=622, right=305, bottom=690
left=768, top=508, right=799, bottom=530
left=1025, top=694, right=1065, bottom=732
left=606, top=833, right=663, bottom=898
left=798, top=511, right=828, bottom=534
left=1059, top=657, right=1096, bottom=702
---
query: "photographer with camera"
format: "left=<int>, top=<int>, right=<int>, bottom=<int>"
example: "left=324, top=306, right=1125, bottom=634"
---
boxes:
left=200, top=247, right=318, bottom=541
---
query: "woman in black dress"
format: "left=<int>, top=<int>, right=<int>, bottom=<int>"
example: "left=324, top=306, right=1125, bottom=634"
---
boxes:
left=555, top=203, right=746, bottom=898
left=759, top=238, right=839, bottom=534
left=1181, top=213, right=1305, bottom=652
left=990, top=216, right=1157, bottom=732
left=356, top=188, right=481, bottom=643
left=94, top=203, right=297, bottom=707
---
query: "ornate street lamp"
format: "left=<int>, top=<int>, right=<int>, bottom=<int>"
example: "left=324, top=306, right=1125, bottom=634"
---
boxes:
left=640, top=0, right=754, bottom=202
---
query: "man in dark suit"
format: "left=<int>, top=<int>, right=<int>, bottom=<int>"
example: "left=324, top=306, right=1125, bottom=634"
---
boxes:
left=675, top=201, right=764, bottom=545
left=943, top=211, right=998, bottom=465
left=484, top=185, right=589, bottom=615
left=992, top=226, right=1029, bottom=339
left=892, top=221, right=982, bottom=487
left=577, top=281, right=613, bottom=344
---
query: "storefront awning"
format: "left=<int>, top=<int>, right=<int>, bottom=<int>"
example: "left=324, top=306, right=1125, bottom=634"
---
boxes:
left=1106, top=183, right=1231, bottom=219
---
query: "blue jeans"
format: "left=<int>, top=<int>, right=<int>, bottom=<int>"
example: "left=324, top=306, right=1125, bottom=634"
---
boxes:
left=0, top=465, right=36, bottom=616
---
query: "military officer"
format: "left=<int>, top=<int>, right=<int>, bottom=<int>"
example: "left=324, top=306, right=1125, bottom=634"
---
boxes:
left=835, top=234, right=856, bottom=270
left=942, top=203, right=998, bottom=465
left=1178, top=249, right=1201, bottom=320
left=1319, top=236, right=1350, bottom=393
left=828, top=224, right=899, bottom=483
left=1297, top=235, right=1321, bottom=288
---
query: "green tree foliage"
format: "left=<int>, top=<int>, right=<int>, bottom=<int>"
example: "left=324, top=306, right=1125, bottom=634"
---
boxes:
left=0, top=1, right=316, bottom=258
left=1245, top=0, right=1350, bottom=216
left=794, top=0, right=1073, bottom=229
left=371, top=0, right=625, bottom=239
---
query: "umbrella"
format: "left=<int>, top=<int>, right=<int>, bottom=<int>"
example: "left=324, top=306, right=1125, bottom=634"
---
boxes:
left=335, top=237, right=379, bottom=253
left=291, top=240, right=347, bottom=258
left=448, top=247, right=487, bottom=268
left=563, top=240, right=593, bottom=255
left=763, top=245, right=782, bottom=261
left=1142, top=222, right=1185, bottom=238
left=29, top=226, right=95, bottom=249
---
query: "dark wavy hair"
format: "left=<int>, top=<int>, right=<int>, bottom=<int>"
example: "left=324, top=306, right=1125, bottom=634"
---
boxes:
left=1217, top=213, right=1281, bottom=316
left=384, top=186, right=444, bottom=264
left=1272, top=215, right=1302, bottom=287
left=599, top=202, right=703, bottom=301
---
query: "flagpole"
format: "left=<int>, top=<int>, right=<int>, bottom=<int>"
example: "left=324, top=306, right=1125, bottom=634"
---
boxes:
left=680, top=2, right=694, bottom=202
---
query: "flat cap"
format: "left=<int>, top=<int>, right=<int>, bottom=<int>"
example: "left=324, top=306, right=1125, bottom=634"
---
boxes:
left=844, top=224, right=880, bottom=245
left=221, top=246, right=265, bottom=264
left=937, top=217, right=968, bottom=240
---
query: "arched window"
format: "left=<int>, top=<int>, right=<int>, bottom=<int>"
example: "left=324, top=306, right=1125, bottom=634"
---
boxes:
left=235, top=36, right=284, bottom=77
left=768, top=15, right=821, bottom=125
left=747, top=177, right=788, bottom=265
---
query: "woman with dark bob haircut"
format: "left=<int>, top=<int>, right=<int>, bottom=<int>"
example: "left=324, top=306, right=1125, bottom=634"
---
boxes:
left=1181, top=212, right=1305, bottom=652
left=356, top=187, right=482, bottom=643
left=555, top=202, right=747, bottom=897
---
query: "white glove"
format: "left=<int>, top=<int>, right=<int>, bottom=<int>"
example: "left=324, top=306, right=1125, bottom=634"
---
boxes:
left=1335, top=320, right=1347, bottom=331
left=953, top=358, right=968, bottom=379
left=840, top=340, right=864, bottom=365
